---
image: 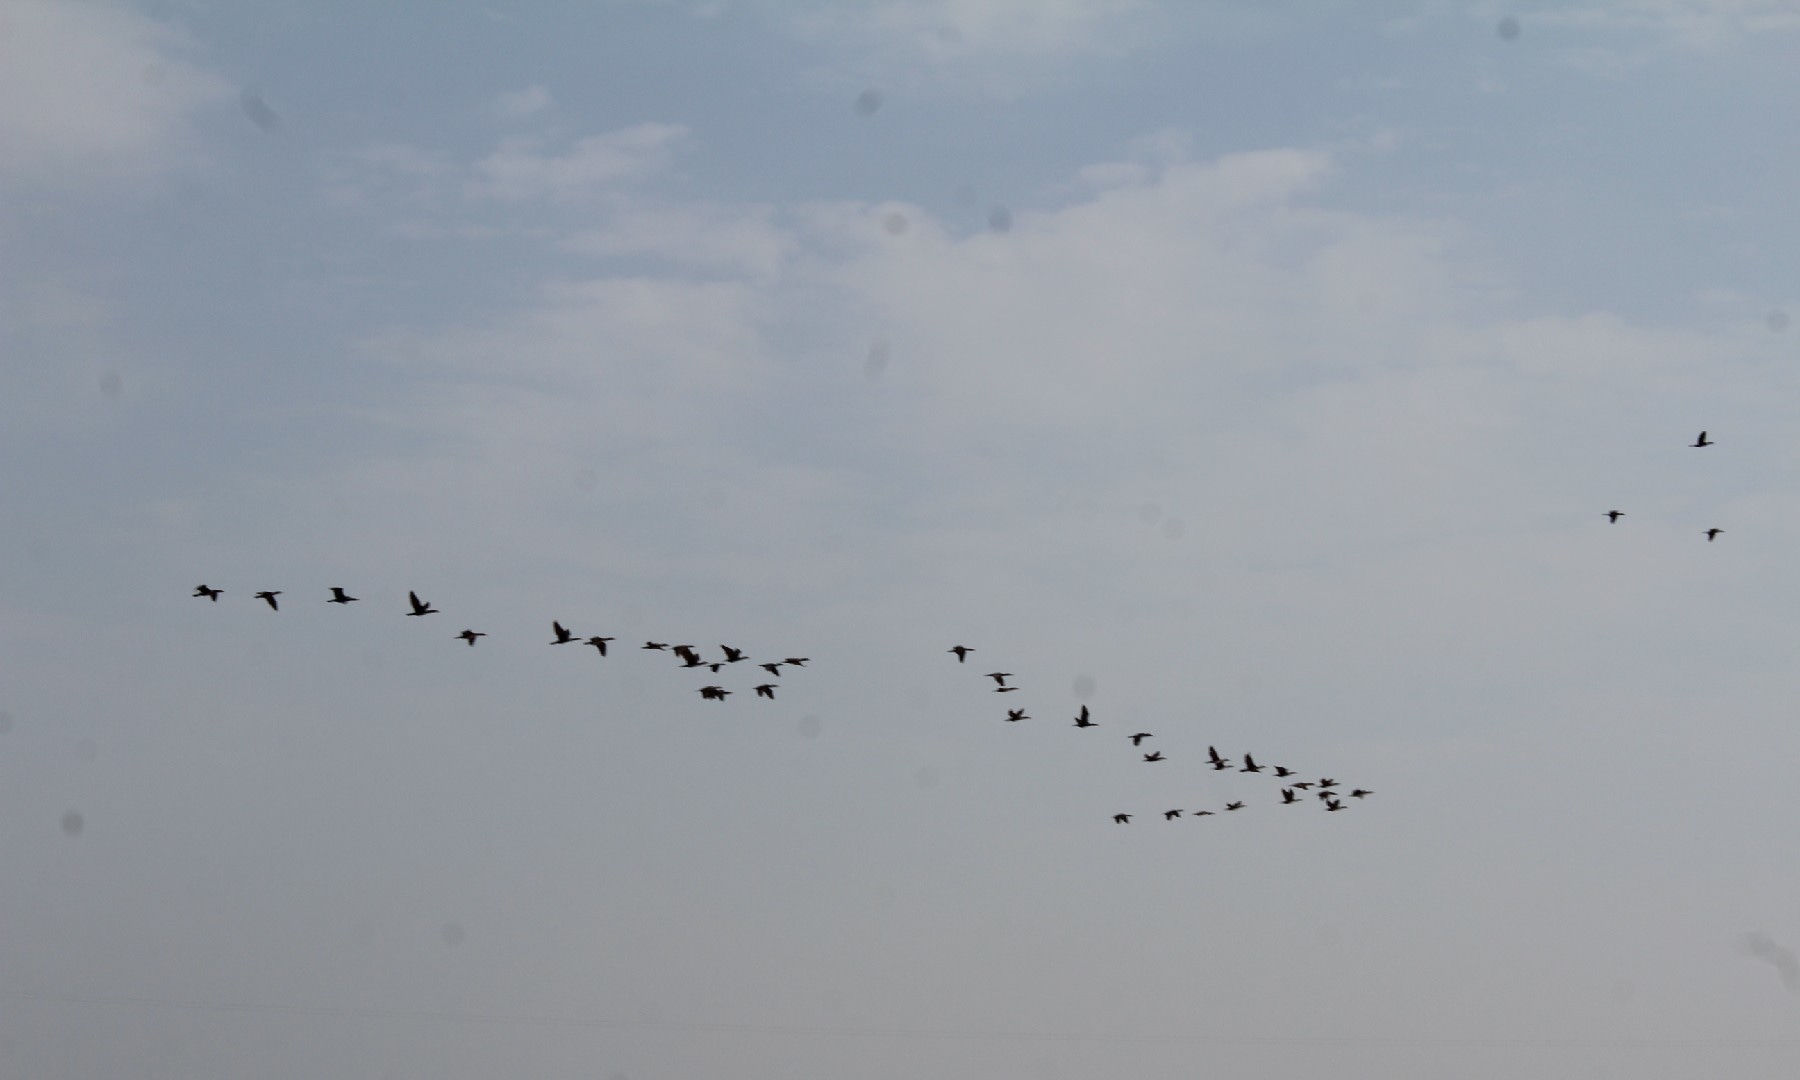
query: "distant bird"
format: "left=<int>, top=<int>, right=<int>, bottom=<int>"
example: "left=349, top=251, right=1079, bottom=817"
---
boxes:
left=1692, top=430, right=1713, bottom=448
left=327, top=587, right=358, bottom=604
left=673, top=645, right=700, bottom=663
left=1210, top=759, right=1233, bottom=772
left=255, top=590, right=281, bottom=610
left=1350, top=789, right=1373, bottom=799
left=783, top=657, right=809, bottom=667
left=193, top=585, right=222, bottom=601
left=949, top=646, right=973, bottom=662
left=699, top=686, right=730, bottom=700
left=1129, top=732, right=1153, bottom=746
left=721, top=645, right=746, bottom=663
left=1206, top=746, right=1229, bottom=769
left=1706, top=528, right=1724, bottom=542
left=1317, top=790, right=1336, bottom=801
left=760, top=662, right=782, bottom=676
left=456, top=630, right=485, bottom=646
left=986, top=672, right=1012, bottom=686
left=1318, top=778, right=1339, bottom=789
left=1292, top=782, right=1315, bottom=790
left=1113, top=814, right=1131, bottom=824
left=1224, top=801, right=1245, bottom=812
left=994, top=686, right=1019, bottom=693
left=1272, top=766, right=1295, bottom=777
left=706, top=662, right=726, bottom=673
left=406, top=591, right=438, bottom=616
left=754, top=684, right=777, bottom=700
left=1605, top=510, right=1624, bottom=523
left=643, top=641, right=669, bottom=650
left=1143, top=751, right=1165, bottom=763
left=1073, top=706, right=1096, bottom=728
left=1240, top=753, right=1264, bottom=773
left=1325, top=799, right=1346, bottom=812
left=584, top=636, right=613, bottom=655
left=550, top=621, right=576, bottom=644
left=1191, top=810, right=1214, bottom=817
left=680, top=654, right=706, bottom=668
left=1281, top=789, right=1299, bottom=804
left=1005, top=708, right=1027, bottom=722
left=1163, top=810, right=1183, bottom=821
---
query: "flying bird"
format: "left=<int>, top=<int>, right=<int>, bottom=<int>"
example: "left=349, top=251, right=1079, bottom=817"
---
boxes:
left=1351, top=789, right=1373, bottom=799
left=643, top=641, right=669, bottom=650
left=1706, top=528, right=1724, bottom=542
left=1191, top=810, right=1215, bottom=817
left=1005, top=708, right=1027, bottom=722
left=1224, top=801, right=1245, bottom=812
left=1325, top=799, right=1346, bottom=812
left=1292, top=782, right=1315, bottom=790
left=1073, top=706, right=1096, bottom=728
left=1210, top=759, right=1233, bottom=772
left=1318, top=778, right=1339, bottom=789
left=1240, top=753, right=1264, bottom=773
left=754, top=684, right=777, bottom=700
left=193, top=585, right=222, bottom=601
left=584, top=636, right=613, bottom=655
left=456, top=630, right=485, bottom=646
left=721, top=645, right=746, bottom=663
left=550, top=621, right=575, bottom=644
left=672, top=645, right=700, bottom=663
left=1272, top=766, right=1295, bottom=777
left=1163, top=810, right=1183, bottom=821
left=407, top=591, right=438, bottom=616
left=760, top=662, right=783, bottom=676
left=1605, top=510, right=1624, bottom=523
left=699, top=686, right=730, bottom=700
left=1113, top=814, right=1131, bottom=824
left=994, top=686, right=1019, bottom=693
left=1281, top=789, right=1299, bottom=804
left=1143, top=751, right=1165, bottom=762
left=255, top=590, right=281, bottom=610
left=680, top=654, right=707, bottom=668
left=1692, top=430, right=1713, bottom=447
left=1129, top=732, right=1153, bottom=746
left=986, top=672, right=1012, bottom=686
left=327, top=587, right=358, bottom=604
left=783, top=657, right=810, bottom=667
left=948, top=646, right=973, bottom=662
left=1206, top=746, right=1230, bottom=769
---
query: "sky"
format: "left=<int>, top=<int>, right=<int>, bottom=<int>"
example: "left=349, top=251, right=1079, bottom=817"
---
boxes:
left=4, top=0, right=1800, bottom=1076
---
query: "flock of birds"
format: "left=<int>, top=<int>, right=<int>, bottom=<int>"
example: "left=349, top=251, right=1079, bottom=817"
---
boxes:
left=1605, top=431, right=1727, bottom=540
left=944, top=645, right=1372, bottom=823
left=189, top=584, right=810, bottom=702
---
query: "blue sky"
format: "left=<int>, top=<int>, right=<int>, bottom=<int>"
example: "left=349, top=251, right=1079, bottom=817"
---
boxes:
left=5, top=2, right=1800, bottom=1077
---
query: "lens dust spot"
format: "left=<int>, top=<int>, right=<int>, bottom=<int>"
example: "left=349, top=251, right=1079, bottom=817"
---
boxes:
left=987, top=205, right=1013, bottom=233
left=98, top=371, right=123, bottom=400
left=854, top=89, right=882, bottom=116
left=1162, top=517, right=1186, bottom=541
left=1137, top=502, right=1163, bottom=525
left=865, top=339, right=890, bottom=380
left=1496, top=16, right=1521, bottom=41
left=882, top=212, right=909, bottom=236
left=240, top=87, right=283, bottom=133
left=1767, top=310, right=1789, bottom=332
left=61, top=811, right=85, bottom=837
left=914, top=765, right=940, bottom=790
left=1072, top=675, right=1096, bottom=700
left=797, top=715, right=822, bottom=739
left=440, top=922, right=466, bottom=946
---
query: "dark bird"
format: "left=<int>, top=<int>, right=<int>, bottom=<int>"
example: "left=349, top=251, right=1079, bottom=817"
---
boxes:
left=1351, top=788, right=1373, bottom=799
left=1706, top=528, right=1724, bottom=542
left=1163, top=810, right=1183, bottom=821
left=456, top=629, right=485, bottom=646
left=699, top=686, right=730, bottom=700
left=1210, top=759, right=1233, bottom=772
left=1605, top=510, right=1624, bottom=523
left=1692, top=430, right=1713, bottom=447
left=1224, top=801, right=1245, bottom=811
left=407, top=591, right=438, bottom=616
left=1325, top=799, right=1346, bottom=812
left=1317, top=790, right=1336, bottom=801
left=1240, top=753, right=1264, bottom=773
left=1272, top=766, right=1295, bottom=777
left=584, top=636, right=613, bottom=655
left=643, top=641, right=669, bottom=650
left=1129, top=732, right=1152, bottom=746
left=680, top=654, right=706, bottom=668
left=1113, top=814, right=1131, bottom=824
left=706, top=662, right=726, bottom=672
left=760, top=662, right=782, bottom=676
left=994, top=686, right=1019, bottom=693
left=1292, top=782, right=1315, bottom=790
left=1143, top=751, right=1165, bottom=762
left=1191, top=810, right=1215, bottom=817
left=328, top=587, right=359, bottom=604
left=193, top=585, right=222, bottom=601
left=986, top=672, right=1012, bottom=686
left=550, top=621, right=576, bottom=644
left=783, top=657, right=809, bottom=666
left=949, top=646, right=973, bottom=662
left=754, top=684, right=777, bottom=700
left=1206, top=746, right=1229, bottom=768
left=1005, top=708, right=1027, bottom=722
left=1281, top=788, right=1299, bottom=804
left=1318, top=778, right=1339, bottom=789
left=255, top=590, right=281, bottom=610
left=672, top=645, right=700, bottom=663
left=721, top=645, right=746, bottom=663
left=1073, top=706, right=1096, bottom=728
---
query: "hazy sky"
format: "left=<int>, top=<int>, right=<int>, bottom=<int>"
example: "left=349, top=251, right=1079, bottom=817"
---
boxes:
left=5, top=1, right=1800, bottom=1077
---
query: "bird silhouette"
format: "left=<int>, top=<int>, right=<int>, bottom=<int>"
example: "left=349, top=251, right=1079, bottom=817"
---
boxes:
left=754, top=684, right=777, bottom=700
left=327, top=587, right=358, bottom=604
left=994, top=686, right=1019, bottom=693
left=407, top=591, right=438, bottom=616
left=1163, top=810, right=1183, bottom=821
left=643, top=641, right=669, bottom=650
left=721, top=645, right=746, bottom=663
left=986, top=672, right=1012, bottom=686
left=1281, top=789, right=1299, bottom=804
left=1129, top=732, right=1152, bottom=746
left=1240, top=753, right=1264, bottom=773
left=456, top=630, right=485, bottom=646
left=1272, top=766, right=1295, bottom=777
left=1605, top=510, right=1624, bottom=523
left=698, top=686, right=730, bottom=700
left=1317, top=790, right=1335, bottom=801
left=1224, top=801, right=1245, bottom=811
left=1325, top=799, right=1346, bottom=812
left=550, top=621, right=575, bottom=644
left=1206, top=746, right=1230, bottom=769
left=949, top=646, right=973, bottom=662
left=673, top=645, right=700, bottom=663
left=1005, top=708, right=1027, bottom=722
left=1706, top=528, right=1724, bottom=541
left=1073, top=706, right=1096, bottom=728
left=679, top=654, right=706, bottom=668
left=193, top=585, right=222, bottom=601
left=1143, top=751, right=1165, bottom=762
left=1210, top=759, right=1233, bottom=772
left=783, top=657, right=809, bottom=667
left=584, top=636, right=613, bottom=655
left=760, top=662, right=782, bottom=676
left=1351, top=788, right=1373, bottom=799
left=1692, top=430, right=1713, bottom=447
left=255, top=590, right=281, bottom=610
left=1292, top=782, right=1315, bottom=790
left=1318, top=778, right=1339, bottom=789
left=1191, top=810, right=1215, bottom=817
left=1113, top=814, right=1131, bottom=824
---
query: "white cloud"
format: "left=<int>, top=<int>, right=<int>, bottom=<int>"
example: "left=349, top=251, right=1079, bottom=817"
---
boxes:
left=0, top=0, right=228, bottom=186
left=467, top=124, right=688, bottom=200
